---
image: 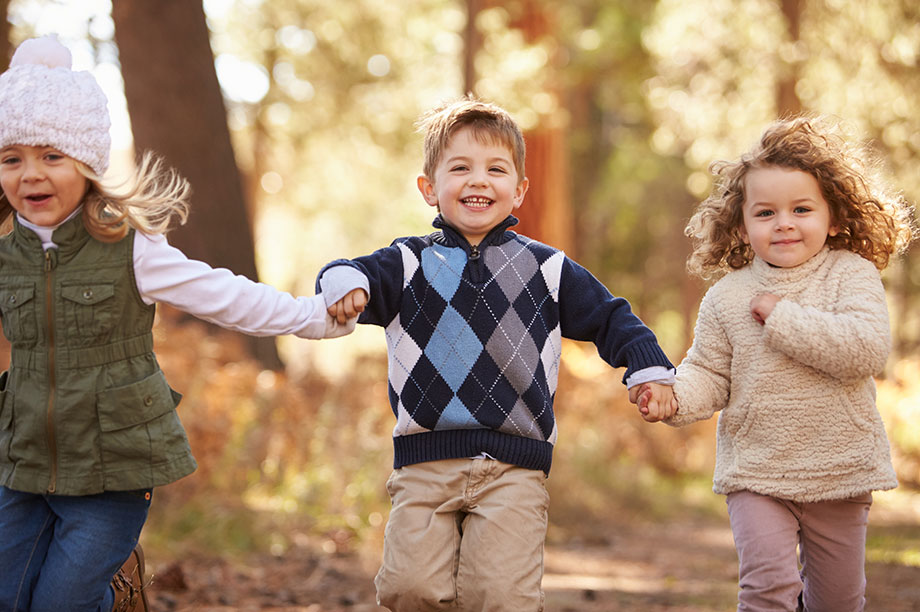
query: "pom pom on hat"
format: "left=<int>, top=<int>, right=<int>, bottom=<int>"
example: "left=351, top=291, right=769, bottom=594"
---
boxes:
left=0, top=35, right=111, bottom=176
left=10, top=35, right=73, bottom=69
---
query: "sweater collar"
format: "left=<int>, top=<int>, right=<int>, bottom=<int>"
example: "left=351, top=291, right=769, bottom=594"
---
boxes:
left=750, top=245, right=832, bottom=286
left=431, top=214, right=519, bottom=252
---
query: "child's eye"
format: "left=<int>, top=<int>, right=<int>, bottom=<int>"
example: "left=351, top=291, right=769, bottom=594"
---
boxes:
left=450, top=165, right=468, bottom=172
left=754, top=210, right=774, bottom=218
left=44, top=152, right=66, bottom=162
left=794, top=206, right=811, bottom=214
left=490, top=166, right=508, bottom=174
left=0, top=156, right=20, bottom=165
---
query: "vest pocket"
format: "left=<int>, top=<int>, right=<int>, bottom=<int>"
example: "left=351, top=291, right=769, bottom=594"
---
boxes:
left=0, top=285, right=37, bottom=342
left=61, top=281, right=116, bottom=339
left=96, top=370, right=188, bottom=475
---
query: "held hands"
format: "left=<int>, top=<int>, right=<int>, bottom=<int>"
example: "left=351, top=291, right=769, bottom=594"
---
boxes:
left=629, top=382, right=678, bottom=423
left=328, top=288, right=368, bottom=325
left=750, top=293, right=780, bottom=325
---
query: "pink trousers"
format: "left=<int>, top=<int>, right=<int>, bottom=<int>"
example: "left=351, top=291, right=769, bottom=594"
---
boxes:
left=726, top=490, right=872, bottom=612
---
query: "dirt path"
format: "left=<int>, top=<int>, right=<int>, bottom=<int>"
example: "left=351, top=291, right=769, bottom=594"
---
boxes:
left=145, top=512, right=920, bottom=612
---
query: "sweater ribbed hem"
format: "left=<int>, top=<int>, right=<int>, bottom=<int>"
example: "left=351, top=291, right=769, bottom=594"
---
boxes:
left=714, top=472, right=899, bottom=504
left=393, top=429, right=554, bottom=475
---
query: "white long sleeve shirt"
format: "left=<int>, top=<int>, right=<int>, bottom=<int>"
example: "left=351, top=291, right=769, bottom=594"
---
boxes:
left=20, top=211, right=357, bottom=339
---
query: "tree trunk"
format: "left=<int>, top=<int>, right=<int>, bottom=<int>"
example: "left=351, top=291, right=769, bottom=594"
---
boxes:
left=777, top=0, right=804, bottom=116
left=508, top=0, right=573, bottom=253
left=463, top=0, right=483, bottom=95
left=465, top=0, right=573, bottom=253
left=111, top=0, right=282, bottom=369
left=0, top=0, right=10, bottom=69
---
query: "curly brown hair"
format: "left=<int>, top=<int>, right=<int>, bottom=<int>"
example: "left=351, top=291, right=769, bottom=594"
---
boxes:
left=685, top=116, right=914, bottom=278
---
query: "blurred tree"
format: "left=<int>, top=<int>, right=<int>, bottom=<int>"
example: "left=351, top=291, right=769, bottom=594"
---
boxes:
left=463, top=0, right=482, bottom=93
left=468, top=0, right=574, bottom=253
left=826, top=0, right=920, bottom=361
left=111, top=0, right=282, bottom=369
left=0, top=0, right=10, bottom=68
left=548, top=1, right=697, bottom=349
left=777, top=0, right=803, bottom=116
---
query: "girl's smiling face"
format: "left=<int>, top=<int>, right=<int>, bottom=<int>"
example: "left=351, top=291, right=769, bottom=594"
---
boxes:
left=0, top=144, right=88, bottom=227
left=740, top=166, right=837, bottom=268
left=417, top=126, right=528, bottom=246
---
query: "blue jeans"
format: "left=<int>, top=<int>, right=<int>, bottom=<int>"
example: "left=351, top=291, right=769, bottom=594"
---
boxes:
left=0, top=486, right=152, bottom=612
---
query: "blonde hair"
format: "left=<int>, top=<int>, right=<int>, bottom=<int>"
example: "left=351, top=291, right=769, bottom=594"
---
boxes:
left=417, top=95, right=526, bottom=182
left=686, top=116, right=915, bottom=278
left=0, top=151, right=190, bottom=241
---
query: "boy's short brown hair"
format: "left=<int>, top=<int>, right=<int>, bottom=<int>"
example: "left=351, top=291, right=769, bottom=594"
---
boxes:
left=417, top=96, right=526, bottom=182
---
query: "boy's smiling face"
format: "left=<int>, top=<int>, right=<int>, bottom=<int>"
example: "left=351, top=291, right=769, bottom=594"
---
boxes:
left=417, top=126, right=528, bottom=246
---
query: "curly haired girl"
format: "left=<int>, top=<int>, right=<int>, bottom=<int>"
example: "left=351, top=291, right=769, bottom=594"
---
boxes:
left=641, top=115, right=914, bottom=611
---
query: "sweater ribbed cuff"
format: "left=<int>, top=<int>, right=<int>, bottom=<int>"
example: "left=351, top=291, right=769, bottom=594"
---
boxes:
left=622, top=341, right=675, bottom=384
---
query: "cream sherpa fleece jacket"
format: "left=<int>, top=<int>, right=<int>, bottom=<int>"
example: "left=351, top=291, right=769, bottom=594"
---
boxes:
left=667, top=247, right=898, bottom=502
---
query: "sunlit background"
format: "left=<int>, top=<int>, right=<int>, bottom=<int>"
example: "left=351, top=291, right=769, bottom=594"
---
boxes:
left=4, top=0, right=920, bottom=608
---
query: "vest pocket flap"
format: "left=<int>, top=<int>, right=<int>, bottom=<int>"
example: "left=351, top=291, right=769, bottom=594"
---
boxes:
left=61, top=282, right=115, bottom=306
left=0, top=285, right=35, bottom=312
left=97, top=371, right=180, bottom=432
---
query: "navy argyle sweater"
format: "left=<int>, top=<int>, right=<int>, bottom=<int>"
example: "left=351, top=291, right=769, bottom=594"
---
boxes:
left=319, top=216, right=673, bottom=474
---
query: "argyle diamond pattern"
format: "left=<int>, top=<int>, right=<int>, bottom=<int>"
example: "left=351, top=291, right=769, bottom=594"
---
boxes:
left=385, top=238, right=564, bottom=445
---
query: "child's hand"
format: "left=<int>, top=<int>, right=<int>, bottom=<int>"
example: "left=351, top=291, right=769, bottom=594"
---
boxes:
left=633, top=383, right=678, bottom=423
left=328, top=288, right=368, bottom=325
left=750, top=293, right=780, bottom=325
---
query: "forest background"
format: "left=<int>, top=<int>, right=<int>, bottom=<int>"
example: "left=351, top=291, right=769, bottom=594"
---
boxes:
left=2, top=0, right=919, bottom=610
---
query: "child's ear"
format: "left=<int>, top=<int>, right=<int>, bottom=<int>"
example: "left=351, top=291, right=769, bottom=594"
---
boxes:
left=512, top=176, right=529, bottom=210
left=417, top=175, right=438, bottom=208
left=828, top=225, right=839, bottom=237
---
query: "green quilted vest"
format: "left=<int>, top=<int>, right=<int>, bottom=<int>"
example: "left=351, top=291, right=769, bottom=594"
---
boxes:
left=0, top=214, right=196, bottom=495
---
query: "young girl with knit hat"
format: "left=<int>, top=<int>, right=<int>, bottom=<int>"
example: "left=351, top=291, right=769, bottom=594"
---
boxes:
left=0, top=36, right=359, bottom=611
left=637, top=116, right=914, bottom=611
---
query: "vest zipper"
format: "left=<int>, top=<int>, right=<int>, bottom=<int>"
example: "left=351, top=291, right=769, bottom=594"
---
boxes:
left=44, top=249, right=57, bottom=494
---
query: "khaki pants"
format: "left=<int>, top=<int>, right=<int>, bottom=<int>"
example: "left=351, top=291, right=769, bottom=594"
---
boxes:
left=726, top=490, right=873, bottom=612
left=375, top=457, right=549, bottom=611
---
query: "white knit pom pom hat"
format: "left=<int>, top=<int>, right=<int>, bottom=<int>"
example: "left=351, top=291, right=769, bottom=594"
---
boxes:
left=0, top=35, right=111, bottom=176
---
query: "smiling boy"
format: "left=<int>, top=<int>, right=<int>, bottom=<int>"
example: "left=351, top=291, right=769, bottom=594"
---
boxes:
left=317, top=97, right=676, bottom=611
